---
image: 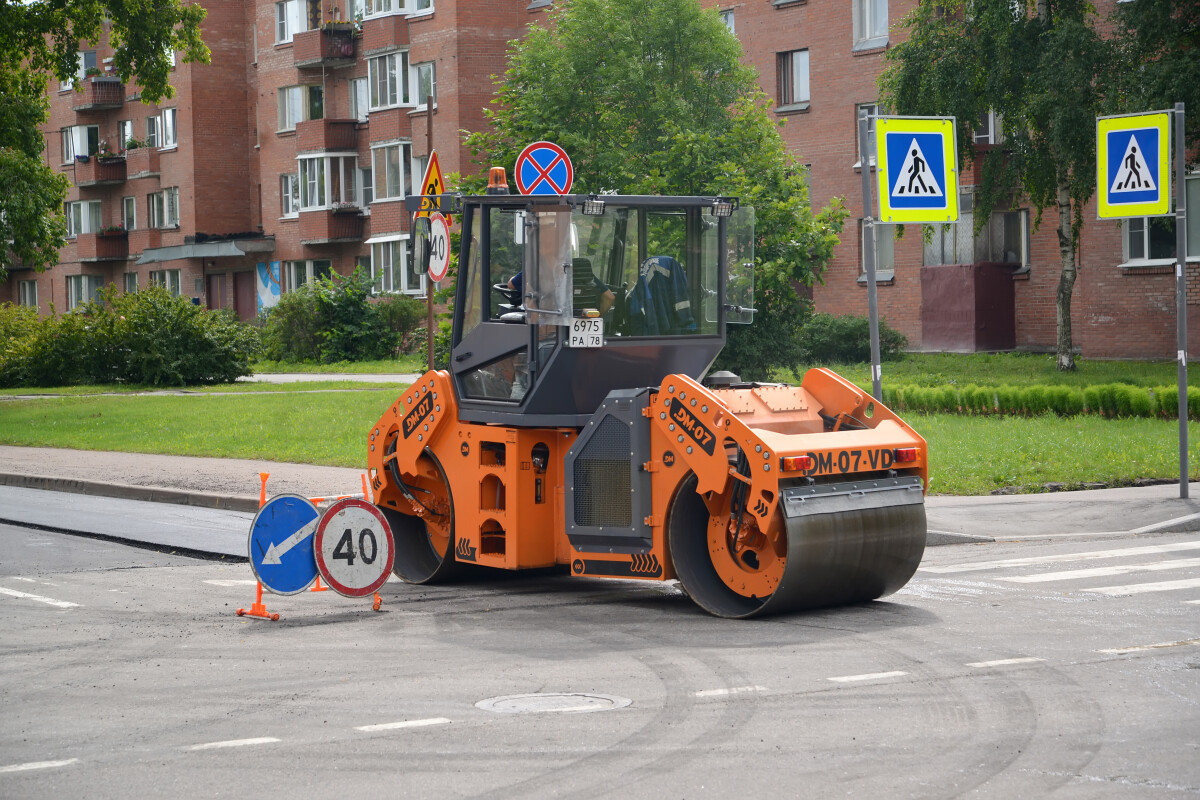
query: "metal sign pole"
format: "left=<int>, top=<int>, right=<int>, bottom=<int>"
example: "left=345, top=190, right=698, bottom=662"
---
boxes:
left=858, top=108, right=883, bottom=401
left=1174, top=102, right=1188, bottom=498
left=426, top=91, right=436, bottom=372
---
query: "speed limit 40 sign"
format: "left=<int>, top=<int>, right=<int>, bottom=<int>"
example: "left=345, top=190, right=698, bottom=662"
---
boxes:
left=428, top=212, right=451, bottom=282
left=313, top=499, right=395, bottom=597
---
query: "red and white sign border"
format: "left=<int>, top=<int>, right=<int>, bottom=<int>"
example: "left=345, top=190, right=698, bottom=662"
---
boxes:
left=314, top=498, right=396, bottom=598
left=514, top=140, right=574, bottom=196
left=428, top=212, right=451, bottom=283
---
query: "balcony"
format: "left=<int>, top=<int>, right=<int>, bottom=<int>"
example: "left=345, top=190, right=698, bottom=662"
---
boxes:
left=296, top=119, right=359, bottom=153
left=361, top=15, right=408, bottom=55
left=72, top=77, right=124, bottom=111
left=293, top=28, right=357, bottom=69
left=299, top=207, right=364, bottom=245
left=125, top=146, right=160, bottom=179
left=74, top=156, right=126, bottom=187
left=76, top=231, right=129, bottom=262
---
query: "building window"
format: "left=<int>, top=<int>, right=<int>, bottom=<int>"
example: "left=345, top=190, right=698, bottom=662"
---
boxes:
left=278, top=85, right=323, bottom=132
left=414, top=61, right=436, bottom=109
left=1123, top=175, right=1200, bottom=263
left=349, top=78, right=369, bottom=122
left=923, top=203, right=1030, bottom=267
left=117, top=120, right=134, bottom=151
left=148, top=188, right=180, bottom=228
left=856, top=103, right=878, bottom=167
left=359, top=166, right=373, bottom=207
left=276, top=0, right=301, bottom=43
left=66, top=275, right=103, bottom=309
left=60, top=51, right=97, bottom=91
left=414, top=0, right=432, bottom=11
left=159, top=108, right=178, bottom=148
left=18, top=280, right=37, bottom=308
left=411, top=153, right=428, bottom=195
left=720, top=10, right=734, bottom=32
left=64, top=200, right=102, bottom=237
left=372, top=142, right=411, bottom=200
left=371, top=238, right=423, bottom=295
left=975, top=109, right=1003, bottom=145
left=122, top=196, right=136, bottom=230
left=346, top=0, right=365, bottom=20
left=146, top=116, right=160, bottom=148
left=149, top=269, right=182, bottom=296
left=777, top=49, right=809, bottom=111
left=287, top=259, right=331, bottom=289
left=861, top=221, right=895, bottom=275
left=124, top=272, right=138, bottom=293
left=61, top=125, right=99, bottom=162
left=298, top=155, right=358, bottom=209
left=369, top=51, right=410, bottom=110
left=853, top=0, right=888, bottom=50
left=366, top=0, right=396, bottom=16
left=281, top=174, right=300, bottom=217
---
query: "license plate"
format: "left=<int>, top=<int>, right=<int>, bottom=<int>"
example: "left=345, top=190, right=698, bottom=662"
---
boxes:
left=568, top=318, right=604, bottom=348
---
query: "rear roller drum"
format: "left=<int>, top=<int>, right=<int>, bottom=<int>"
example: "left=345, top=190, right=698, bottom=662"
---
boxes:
left=378, top=444, right=460, bottom=584
left=667, top=473, right=926, bottom=619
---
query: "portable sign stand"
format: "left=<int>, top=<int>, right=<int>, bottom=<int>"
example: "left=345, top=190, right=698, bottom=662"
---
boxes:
left=859, top=113, right=959, bottom=400
left=1098, top=106, right=1188, bottom=498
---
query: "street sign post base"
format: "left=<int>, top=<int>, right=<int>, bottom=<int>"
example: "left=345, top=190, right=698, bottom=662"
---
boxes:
left=236, top=580, right=280, bottom=621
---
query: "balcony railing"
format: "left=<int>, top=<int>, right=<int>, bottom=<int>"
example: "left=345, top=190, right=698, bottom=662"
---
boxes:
left=74, top=156, right=126, bottom=187
left=361, top=15, right=409, bottom=55
left=296, top=119, right=359, bottom=153
left=76, top=231, right=129, bottom=262
left=293, top=28, right=357, bottom=69
left=299, top=208, right=364, bottom=244
left=72, top=77, right=124, bottom=111
left=124, top=147, right=160, bottom=179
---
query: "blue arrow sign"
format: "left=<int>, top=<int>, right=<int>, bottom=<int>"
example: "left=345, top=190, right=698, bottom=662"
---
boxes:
left=248, top=494, right=319, bottom=595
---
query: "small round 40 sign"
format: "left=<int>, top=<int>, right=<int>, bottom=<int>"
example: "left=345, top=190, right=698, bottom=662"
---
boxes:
left=314, top=499, right=395, bottom=597
left=428, top=212, right=451, bottom=283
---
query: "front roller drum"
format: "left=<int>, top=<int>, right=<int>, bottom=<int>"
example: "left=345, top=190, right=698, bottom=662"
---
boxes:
left=668, top=474, right=926, bottom=619
left=377, top=445, right=461, bottom=585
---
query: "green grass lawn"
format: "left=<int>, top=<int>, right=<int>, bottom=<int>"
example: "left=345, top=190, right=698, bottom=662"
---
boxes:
left=251, top=354, right=427, bottom=374
left=0, top=389, right=1194, bottom=494
left=0, top=380, right=409, bottom=396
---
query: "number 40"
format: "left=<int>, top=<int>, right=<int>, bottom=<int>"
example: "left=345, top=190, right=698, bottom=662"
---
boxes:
left=333, top=528, right=378, bottom=566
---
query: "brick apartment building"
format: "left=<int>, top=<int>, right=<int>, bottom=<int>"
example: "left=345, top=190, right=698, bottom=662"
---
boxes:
left=4, top=0, right=1198, bottom=359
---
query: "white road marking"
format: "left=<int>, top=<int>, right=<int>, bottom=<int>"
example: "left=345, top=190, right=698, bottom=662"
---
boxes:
left=965, top=657, right=1045, bottom=668
left=1185, top=599, right=1200, bottom=605
left=1098, top=638, right=1200, bottom=655
left=694, top=685, right=768, bottom=697
left=10, top=577, right=37, bottom=583
left=828, top=671, right=908, bottom=683
left=355, top=718, right=451, bottom=732
left=187, top=737, right=280, bottom=751
left=998, top=557, right=1200, bottom=584
left=1083, top=578, right=1200, bottom=596
left=0, top=758, right=79, bottom=774
left=920, top=541, right=1200, bottom=574
left=0, top=586, right=79, bottom=609
left=203, top=579, right=259, bottom=587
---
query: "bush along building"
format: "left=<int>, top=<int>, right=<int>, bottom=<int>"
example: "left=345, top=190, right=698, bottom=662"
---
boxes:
left=5, top=0, right=1198, bottom=360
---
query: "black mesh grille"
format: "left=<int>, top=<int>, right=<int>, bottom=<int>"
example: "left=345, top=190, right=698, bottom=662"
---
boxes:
left=573, top=416, right=632, bottom=527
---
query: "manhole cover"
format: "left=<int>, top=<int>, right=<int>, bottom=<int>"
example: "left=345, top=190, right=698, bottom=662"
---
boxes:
left=475, top=692, right=632, bottom=715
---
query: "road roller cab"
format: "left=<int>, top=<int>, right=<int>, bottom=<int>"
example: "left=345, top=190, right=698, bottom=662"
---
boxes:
left=367, top=190, right=928, bottom=618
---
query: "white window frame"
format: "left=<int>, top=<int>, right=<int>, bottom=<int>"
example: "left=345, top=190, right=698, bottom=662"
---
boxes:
left=124, top=272, right=138, bottom=293
left=349, top=77, right=369, bottom=122
left=359, top=166, right=374, bottom=208
left=149, top=269, right=182, bottom=296
left=853, top=0, right=889, bottom=50
left=854, top=103, right=879, bottom=168
left=365, top=0, right=397, bottom=17
left=414, top=61, right=436, bottom=110
left=64, top=200, right=103, bottom=237
left=160, top=108, right=178, bottom=148
left=146, top=116, right=160, bottom=148
left=287, top=259, right=332, bottom=289
left=60, top=51, right=97, bottom=91
left=276, top=0, right=301, bottom=43
left=1122, top=174, right=1200, bottom=265
left=777, top=49, right=809, bottom=112
left=297, top=154, right=358, bottom=210
left=18, top=280, right=37, bottom=308
left=368, top=51, right=410, bottom=110
left=413, top=0, right=433, bottom=13
left=411, top=152, right=427, bottom=196
left=61, top=125, right=99, bottom=163
left=117, top=120, right=134, bottom=151
left=861, top=221, right=895, bottom=276
left=975, top=109, right=1003, bottom=145
left=369, top=236, right=423, bottom=296
left=277, top=85, right=323, bottom=132
left=371, top=142, right=411, bottom=201
left=148, top=188, right=180, bottom=229
left=281, top=173, right=300, bottom=218
left=122, top=196, right=136, bottom=230
left=720, top=9, right=734, bottom=32
left=66, top=274, right=103, bottom=309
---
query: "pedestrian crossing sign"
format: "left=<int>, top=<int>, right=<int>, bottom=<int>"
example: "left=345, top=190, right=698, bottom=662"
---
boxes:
left=875, top=116, right=959, bottom=224
left=1096, top=112, right=1171, bottom=219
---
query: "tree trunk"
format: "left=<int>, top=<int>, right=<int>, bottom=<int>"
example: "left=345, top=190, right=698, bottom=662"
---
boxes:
left=1055, top=183, right=1077, bottom=371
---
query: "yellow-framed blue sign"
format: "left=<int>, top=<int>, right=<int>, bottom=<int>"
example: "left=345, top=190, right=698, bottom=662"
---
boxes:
left=1096, top=111, right=1171, bottom=219
left=875, top=116, right=959, bottom=224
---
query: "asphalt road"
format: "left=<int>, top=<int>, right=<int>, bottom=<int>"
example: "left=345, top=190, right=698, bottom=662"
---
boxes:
left=0, top=522, right=1198, bottom=798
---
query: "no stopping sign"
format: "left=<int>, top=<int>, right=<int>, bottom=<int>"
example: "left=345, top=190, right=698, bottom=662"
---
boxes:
left=314, top=499, right=395, bottom=597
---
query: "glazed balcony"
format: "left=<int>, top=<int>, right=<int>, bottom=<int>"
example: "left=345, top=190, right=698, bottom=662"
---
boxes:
left=293, top=28, right=356, bottom=69
left=76, top=231, right=129, bottom=262
left=296, top=119, right=359, bottom=153
left=299, top=207, right=364, bottom=245
left=125, top=146, right=160, bottom=179
left=72, top=77, right=124, bottom=111
left=74, top=156, right=126, bottom=187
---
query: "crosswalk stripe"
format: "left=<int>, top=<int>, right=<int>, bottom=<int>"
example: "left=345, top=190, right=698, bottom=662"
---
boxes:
left=1098, top=638, right=1200, bottom=655
left=828, top=671, right=908, bottom=683
left=965, top=657, right=1045, bottom=668
left=0, top=586, right=80, bottom=609
left=1083, top=578, right=1200, bottom=596
left=919, top=541, right=1200, bottom=574
left=0, top=758, right=79, bottom=774
left=998, top=557, right=1200, bottom=584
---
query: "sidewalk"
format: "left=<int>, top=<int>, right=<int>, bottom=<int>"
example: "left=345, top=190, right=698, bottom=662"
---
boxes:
left=1, top=445, right=1198, bottom=549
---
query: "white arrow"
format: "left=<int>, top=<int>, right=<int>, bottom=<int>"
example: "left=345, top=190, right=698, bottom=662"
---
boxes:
left=261, top=518, right=319, bottom=566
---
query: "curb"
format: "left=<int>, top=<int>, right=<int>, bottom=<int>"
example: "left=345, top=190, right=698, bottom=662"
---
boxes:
left=0, top=473, right=261, bottom=514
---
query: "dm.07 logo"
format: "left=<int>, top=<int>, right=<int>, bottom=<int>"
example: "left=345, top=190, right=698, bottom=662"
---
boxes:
left=402, top=394, right=434, bottom=439
left=670, top=398, right=715, bottom=455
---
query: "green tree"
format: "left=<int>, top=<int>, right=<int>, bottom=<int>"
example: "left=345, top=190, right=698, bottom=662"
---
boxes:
left=1110, top=0, right=1200, bottom=142
left=0, top=0, right=209, bottom=281
left=462, top=0, right=846, bottom=379
left=880, top=0, right=1110, bottom=371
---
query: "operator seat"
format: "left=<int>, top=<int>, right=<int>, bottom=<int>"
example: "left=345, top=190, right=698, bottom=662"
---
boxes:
left=627, top=255, right=697, bottom=336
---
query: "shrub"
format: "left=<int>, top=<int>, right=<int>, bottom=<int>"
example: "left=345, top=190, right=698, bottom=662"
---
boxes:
left=1083, top=386, right=1101, bottom=414
left=938, top=386, right=958, bottom=413
left=1021, top=385, right=1047, bottom=415
left=796, top=313, right=908, bottom=365
left=259, top=284, right=321, bottom=361
left=996, top=386, right=1019, bottom=414
left=1154, top=385, right=1178, bottom=418
left=1111, top=384, right=1134, bottom=417
left=1127, top=387, right=1153, bottom=418
left=1190, top=389, right=1200, bottom=420
left=376, top=294, right=424, bottom=352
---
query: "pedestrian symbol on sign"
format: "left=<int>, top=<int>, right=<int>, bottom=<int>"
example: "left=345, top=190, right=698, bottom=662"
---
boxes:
left=1110, top=135, right=1156, bottom=193
left=891, top=139, right=943, bottom=198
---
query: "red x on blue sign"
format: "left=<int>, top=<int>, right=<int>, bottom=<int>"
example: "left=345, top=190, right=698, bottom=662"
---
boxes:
left=515, top=141, right=574, bottom=196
